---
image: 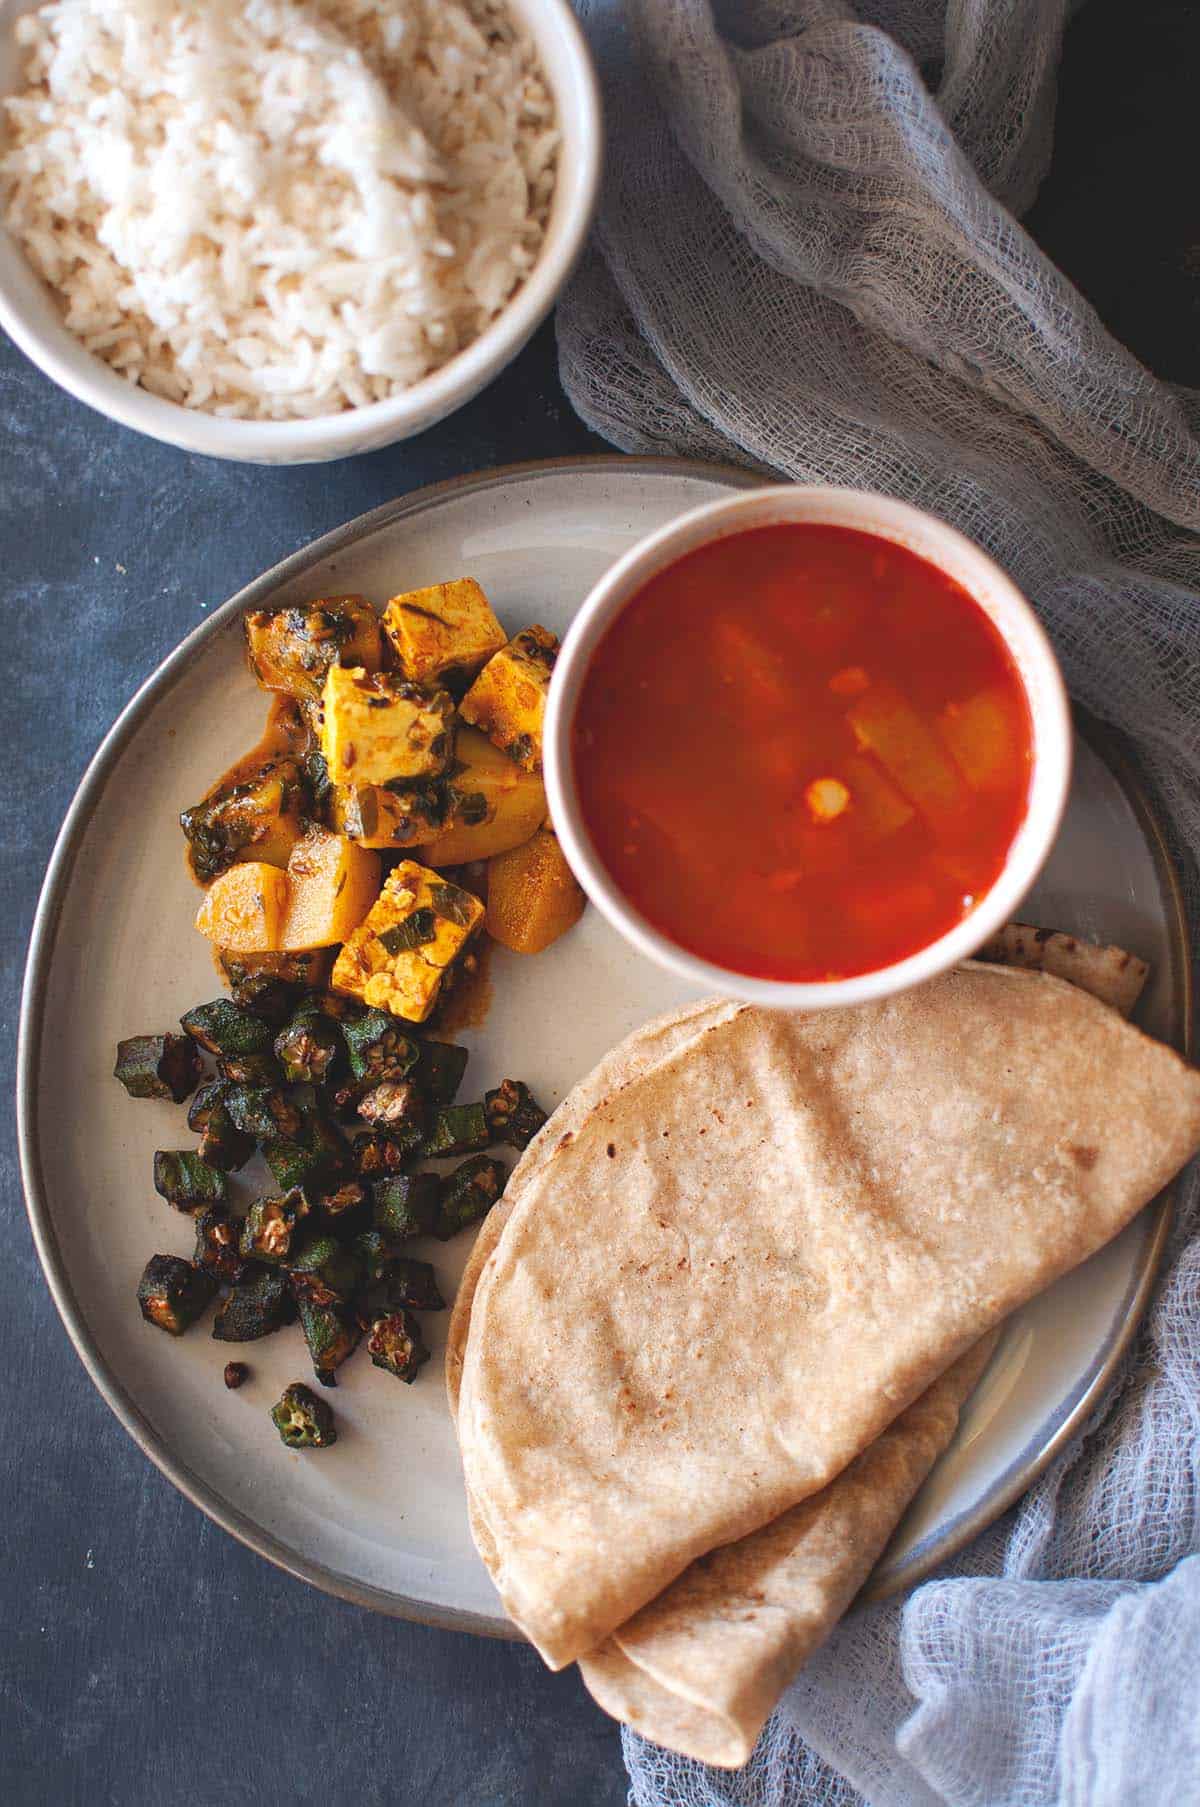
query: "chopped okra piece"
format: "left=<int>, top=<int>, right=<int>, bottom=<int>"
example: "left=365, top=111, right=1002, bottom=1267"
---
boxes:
left=224, top=1085, right=303, bottom=1143
left=287, top=1235, right=362, bottom=1300
left=353, top=1228, right=405, bottom=1286
left=274, top=1001, right=342, bottom=1086
left=212, top=1268, right=295, bottom=1342
left=294, top=1278, right=362, bottom=1386
left=484, top=1079, right=549, bottom=1150
left=137, top=1255, right=217, bottom=1336
left=411, top=1038, right=469, bottom=1106
left=366, top=1309, right=430, bottom=1384
left=114, top=1033, right=202, bottom=1103
left=216, top=1049, right=283, bottom=1089
left=421, top=1101, right=489, bottom=1159
left=153, top=1150, right=229, bottom=1213
left=351, top=1131, right=421, bottom=1180
left=263, top=1110, right=346, bottom=1194
left=223, top=1362, right=249, bottom=1390
left=357, top=1078, right=426, bottom=1133
left=319, top=1179, right=368, bottom=1221
left=239, top=1189, right=311, bottom=1266
left=373, top=1172, right=442, bottom=1241
left=270, top=1381, right=337, bottom=1449
left=361, top=1256, right=444, bottom=1318
left=186, top=1081, right=254, bottom=1171
left=180, top=999, right=276, bottom=1058
left=341, top=1008, right=420, bottom=1083
left=193, top=1206, right=251, bottom=1285
left=217, top=948, right=330, bottom=1017
left=436, top=1156, right=507, bottom=1240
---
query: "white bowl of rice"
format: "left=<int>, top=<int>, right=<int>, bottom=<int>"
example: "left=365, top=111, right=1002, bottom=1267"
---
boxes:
left=0, top=0, right=600, bottom=463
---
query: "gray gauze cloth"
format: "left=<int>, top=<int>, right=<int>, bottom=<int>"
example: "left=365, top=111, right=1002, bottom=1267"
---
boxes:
left=555, top=2, right=1200, bottom=1802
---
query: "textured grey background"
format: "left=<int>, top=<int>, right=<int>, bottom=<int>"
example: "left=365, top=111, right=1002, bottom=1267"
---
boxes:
left=2, top=2, right=1194, bottom=1802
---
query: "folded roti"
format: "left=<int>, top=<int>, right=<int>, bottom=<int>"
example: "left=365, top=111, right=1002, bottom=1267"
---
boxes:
left=976, top=922, right=1150, bottom=1017
left=457, top=963, right=1200, bottom=1668
left=577, top=1332, right=997, bottom=1768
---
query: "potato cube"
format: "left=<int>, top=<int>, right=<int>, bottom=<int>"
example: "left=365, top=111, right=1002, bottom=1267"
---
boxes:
left=486, top=830, right=586, bottom=955
left=459, top=626, right=558, bottom=772
left=847, top=680, right=969, bottom=830
left=938, top=686, right=1028, bottom=793
left=382, top=579, right=507, bottom=688
left=244, top=597, right=383, bottom=703
left=320, top=667, right=455, bottom=789
left=329, top=779, right=452, bottom=849
left=415, top=725, right=547, bottom=865
left=331, top=861, right=483, bottom=1022
left=279, top=828, right=381, bottom=951
left=195, top=863, right=290, bottom=952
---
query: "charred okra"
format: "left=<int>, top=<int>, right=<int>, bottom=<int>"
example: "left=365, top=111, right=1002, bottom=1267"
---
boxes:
left=180, top=999, right=275, bottom=1058
left=216, top=1050, right=283, bottom=1088
left=341, top=1009, right=420, bottom=1084
left=351, top=1131, right=421, bottom=1180
left=137, top=1254, right=217, bottom=1335
left=294, top=1277, right=362, bottom=1386
left=318, top=1179, right=368, bottom=1223
left=361, top=1256, right=444, bottom=1318
left=373, top=1172, right=441, bottom=1241
left=485, top=1079, right=548, bottom=1151
left=187, top=1081, right=254, bottom=1171
left=224, top=1085, right=303, bottom=1143
left=357, top=1078, right=426, bottom=1133
left=365, top=1309, right=430, bottom=1383
left=270, top=1382, right=337, bottom=1448
left=411, top=1039, right=469, bottom=1107
left=239, top=1189, right=311, bottom=1265
left=153, top=1150, right=229, bottom=1212
left=436, top=1156, right=506, bottom=1240
left=224, top=1362, right=249, bottom=1389
left=288, top=1235, right=362, bottom=1300
left=274, top=1000, right=342, bottom=1086
left=114, top=1033, right=202, bottom=1103
left=263, top=1110, right=346, bottom=1194
left=212, top=1267, right=295, bottom=1342
left=193, top=1206, right=250, bottom=1285
left=421, top=1101, right=489, bottom=1159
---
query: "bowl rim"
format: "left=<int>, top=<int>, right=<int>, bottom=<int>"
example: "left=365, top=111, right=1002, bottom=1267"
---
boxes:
left=544, top=483, right=1074, bottom=1010
left=0, top=0, right=602, bottom=460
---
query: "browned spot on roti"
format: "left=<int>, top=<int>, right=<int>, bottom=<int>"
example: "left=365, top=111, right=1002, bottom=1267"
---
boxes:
left=1068, top=1144, right=1099, bottom=1170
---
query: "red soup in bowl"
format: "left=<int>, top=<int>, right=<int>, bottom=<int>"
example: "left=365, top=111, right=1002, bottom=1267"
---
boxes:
left=571, top=522, right=1035, bottom=983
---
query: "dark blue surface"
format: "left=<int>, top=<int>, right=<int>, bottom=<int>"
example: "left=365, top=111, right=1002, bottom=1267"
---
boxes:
left=2, top=318, right=624, bottom=1807
left=3, top=0, right=1194, bottom=1798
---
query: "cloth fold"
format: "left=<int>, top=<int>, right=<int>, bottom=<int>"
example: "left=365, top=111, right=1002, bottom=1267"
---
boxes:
left=557, top=1, right=1200, bottom=1801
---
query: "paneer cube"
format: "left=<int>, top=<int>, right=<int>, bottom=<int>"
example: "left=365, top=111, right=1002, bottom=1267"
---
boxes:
left=330, top=779, right=453, bottom=849
left=415, top=725, right=547, bottom=865
left=320, top=667, right=455, bottom=789
left=459, top=626, right=558, bottom=772
left=382, top=579, right=507, bottom=688
left=244, top=597, right=383, bottom=704
left=331, top=861, right=484, bottom=1023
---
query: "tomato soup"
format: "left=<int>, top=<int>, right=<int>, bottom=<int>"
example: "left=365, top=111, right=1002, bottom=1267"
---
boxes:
left=572, top=523, right=1034, bottom=981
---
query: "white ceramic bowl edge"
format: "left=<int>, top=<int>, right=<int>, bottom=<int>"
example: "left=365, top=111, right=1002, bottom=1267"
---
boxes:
left=544, top=485, right=1073, bottom=1011
left=0, top=0, right=601, bottom=464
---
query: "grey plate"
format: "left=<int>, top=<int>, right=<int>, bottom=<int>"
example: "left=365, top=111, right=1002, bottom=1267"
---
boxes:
left=17, top=456, right=1191, bottom=1634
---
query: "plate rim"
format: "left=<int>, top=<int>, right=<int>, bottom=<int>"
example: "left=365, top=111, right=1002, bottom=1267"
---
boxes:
left=17, top=453, right=1191, bottom=1637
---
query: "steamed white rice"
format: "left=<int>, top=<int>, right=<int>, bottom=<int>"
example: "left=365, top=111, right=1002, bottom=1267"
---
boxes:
left=0, top=0, right=558, bottom=419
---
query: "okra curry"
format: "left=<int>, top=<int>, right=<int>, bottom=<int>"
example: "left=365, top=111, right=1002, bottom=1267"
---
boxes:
left=116, top=578, right=584, bottom=1444
left=573, top=523, right=1034, bottom=980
